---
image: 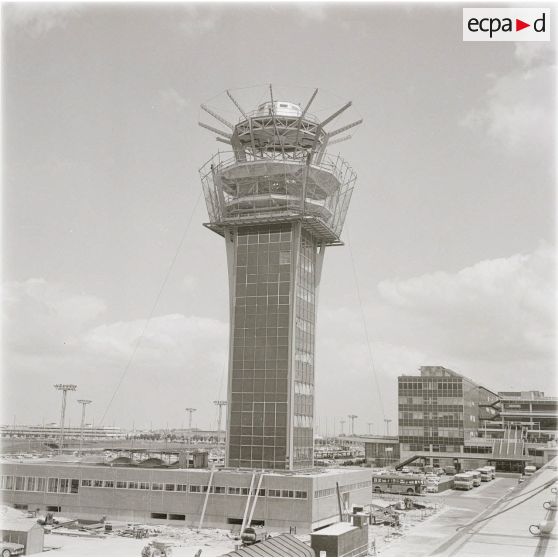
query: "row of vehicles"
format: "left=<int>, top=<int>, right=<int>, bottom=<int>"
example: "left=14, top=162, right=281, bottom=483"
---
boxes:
left=372, top=465, right=499, bottom=495
left=453, top=466, right=496, bottom=490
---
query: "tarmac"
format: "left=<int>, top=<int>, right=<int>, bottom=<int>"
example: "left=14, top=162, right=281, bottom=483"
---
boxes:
left=436, top=462, right=558, bottom=557
left=379, top=476, right=518, bottom=557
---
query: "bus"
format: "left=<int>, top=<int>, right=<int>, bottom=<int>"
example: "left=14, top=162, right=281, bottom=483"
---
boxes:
left=477, top=467, right=492, bottom=482
left=486, top=465, right=496, bottom=479
left=453, top=473, right=474, bottom=491
left=372, top=474, right=426, bottom=495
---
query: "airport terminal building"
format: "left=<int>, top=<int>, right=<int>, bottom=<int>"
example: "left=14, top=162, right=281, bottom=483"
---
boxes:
left=0, top=461, right=371, bottom=533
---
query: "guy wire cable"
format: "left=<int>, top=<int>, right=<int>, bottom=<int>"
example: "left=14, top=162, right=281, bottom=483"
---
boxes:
left=346, top=224, right=386, bottom=421
left=99, top=191, right=203, bottom=426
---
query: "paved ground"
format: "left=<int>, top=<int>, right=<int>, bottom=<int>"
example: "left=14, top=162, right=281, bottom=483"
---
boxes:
left=438, top=465, right=558, bottom=557
left=378, top=477, right=518, bottom=557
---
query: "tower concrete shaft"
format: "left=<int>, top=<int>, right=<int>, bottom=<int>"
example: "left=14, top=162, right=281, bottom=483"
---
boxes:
left=77, top=399, right=92, bottom=455
left=199, top=85, right=361, bottom=470
left=54, top=384, right=77, bottom=454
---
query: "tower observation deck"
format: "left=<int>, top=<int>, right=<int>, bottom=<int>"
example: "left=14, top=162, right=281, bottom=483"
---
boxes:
left=199, top=85, right=362, bottom=470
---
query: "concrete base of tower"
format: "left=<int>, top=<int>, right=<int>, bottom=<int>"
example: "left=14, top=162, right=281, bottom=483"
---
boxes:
left=1, top=461, right=373, bottom=533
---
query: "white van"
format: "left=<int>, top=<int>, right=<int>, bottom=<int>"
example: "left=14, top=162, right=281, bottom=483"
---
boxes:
left=524, top=465, right=536, bottom=476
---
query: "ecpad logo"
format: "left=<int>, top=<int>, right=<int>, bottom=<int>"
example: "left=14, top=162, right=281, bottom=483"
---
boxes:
left=463, top=8, right=550, bottom=41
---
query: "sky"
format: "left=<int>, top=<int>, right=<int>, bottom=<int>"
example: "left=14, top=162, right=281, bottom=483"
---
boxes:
left=2, top=2, right=556, bottom=434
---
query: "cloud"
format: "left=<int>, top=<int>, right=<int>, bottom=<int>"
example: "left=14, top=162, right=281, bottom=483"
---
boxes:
left=460, top=43, right=555, bottom=152
left=514, top=42, right=555, bottom=69
left=3, top=3, right=82, bottom=38
left=82, top=314, right=227, bottom=369
left=3, top=278, right=106, bottom=355
left=377, top=244, right=555, bottom=362
left=178, top=6, right=221, bottom=37
left=2, top=278, right=228, bottom=426
left=157, top=87, right=189, bottom=113
left=295, top=4, right=328, bottom=23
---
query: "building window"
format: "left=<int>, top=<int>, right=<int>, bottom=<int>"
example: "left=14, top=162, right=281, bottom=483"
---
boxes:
left=228, top=487, right=241, bottom=495
left=139, top=482, right=150, bottom=490
left=81, top=479, right=92, bottom=487
left=128, top=481, right=138, bottom=490
left=47, top=478, right=58, bottom=493
left=176, top=484, right=187, bottom=492
left=189, top=485, right=201, bottom=493
left=71, top=479, right=79, bottom=494
left=295, top=491, right=307, bottom=499
left=165, top=484, right=175, bottom=491
left=268, top=489, right=281, bottom=498
left=103, top=480, right=113, bottom=488
left=14, top=477, right=25, bottom=491
left=152, top=483, right=163, bottom=491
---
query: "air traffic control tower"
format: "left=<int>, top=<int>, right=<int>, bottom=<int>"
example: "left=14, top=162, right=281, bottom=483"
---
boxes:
left=199, top=86, right=361, bottom=470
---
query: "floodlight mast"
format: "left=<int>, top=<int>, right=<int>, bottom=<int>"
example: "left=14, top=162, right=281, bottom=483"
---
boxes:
left=77, top=399, right=92, bottom=456
left=185, top=408, right=197, bottom=445
left=198, top=85, right=362, bottom=471
left=54, top=384, right=77, bottom=454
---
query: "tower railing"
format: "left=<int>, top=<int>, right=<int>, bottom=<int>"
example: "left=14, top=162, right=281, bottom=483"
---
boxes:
left=200, top=151, right=356, bottom=242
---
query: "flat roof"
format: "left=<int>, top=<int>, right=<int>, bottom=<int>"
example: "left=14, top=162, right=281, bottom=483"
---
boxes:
left=313, top=522, right=358, bottom=536
left=0, top=518, right=42, bottom=532
left=1, top=459, right=370, bottom=479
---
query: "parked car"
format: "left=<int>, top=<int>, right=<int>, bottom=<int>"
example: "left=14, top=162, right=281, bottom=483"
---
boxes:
left=0, top=542, right=25, bottom=557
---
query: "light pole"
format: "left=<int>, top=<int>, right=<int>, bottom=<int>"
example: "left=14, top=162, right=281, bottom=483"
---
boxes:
left=213, top=401, right=227, bottom=445
left=185, top=408, right=196, bottom=445
left=77, top=399, right=92, bottom=456
left=367, top=422, right=373, bottom=435
left=348, top=414, right=358, bottom=436
left=340, top=419, right=346, bottom=436
left=384, top=418, right=392, bottom=436
left=54, top=384, right=77, bottom=454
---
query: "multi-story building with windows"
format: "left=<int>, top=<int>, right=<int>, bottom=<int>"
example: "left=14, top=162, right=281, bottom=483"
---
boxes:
left=398, top=366, right=502, bottom=469
left=488, top=391, right=558, bottom=443
left=199, top=88, right=360, bottom=470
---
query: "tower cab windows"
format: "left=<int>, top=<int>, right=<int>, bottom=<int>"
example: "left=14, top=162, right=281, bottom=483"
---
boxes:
left=256, top=101, right=303, bottom=118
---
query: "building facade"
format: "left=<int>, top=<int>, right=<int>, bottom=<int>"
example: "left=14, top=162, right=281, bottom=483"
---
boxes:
left=0, top=425, right=124, bottom=441
left=199, top=89, right=360, bottom=470
left=489, top=391, right=558, bottom=443
left=398, top=366, right=502, bottom=468
left=0, top=461, right=371, bottom=533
